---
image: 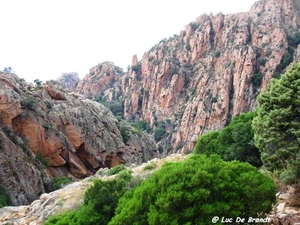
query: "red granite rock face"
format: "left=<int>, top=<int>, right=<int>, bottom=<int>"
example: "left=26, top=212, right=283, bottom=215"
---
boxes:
left=77, top=0, right=300, bottom=154
left=0, top=73, right=157, bottom=205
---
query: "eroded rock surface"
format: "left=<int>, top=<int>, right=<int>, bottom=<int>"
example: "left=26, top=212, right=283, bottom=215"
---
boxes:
left=0, top=72, right=157, bottom=206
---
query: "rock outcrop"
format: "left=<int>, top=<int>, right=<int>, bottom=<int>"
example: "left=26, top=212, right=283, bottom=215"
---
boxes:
left=0, top=72, right=157, bottom=205
left=56, top=72, right=80, bottom=90
left=77, top=0, right=300, bottom=154
left=76, top=62, right=124, bottom=101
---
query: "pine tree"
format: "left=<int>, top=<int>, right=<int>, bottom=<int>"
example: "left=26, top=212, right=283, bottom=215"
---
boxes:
left=253, top=62, right=300, bottom=179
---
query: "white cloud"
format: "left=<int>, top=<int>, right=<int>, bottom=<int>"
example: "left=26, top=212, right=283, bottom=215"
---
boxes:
left=0, top=0, right=257, bottom=82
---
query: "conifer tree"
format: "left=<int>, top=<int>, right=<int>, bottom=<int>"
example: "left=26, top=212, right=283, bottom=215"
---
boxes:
left=253, top=62, right=300, bottom=179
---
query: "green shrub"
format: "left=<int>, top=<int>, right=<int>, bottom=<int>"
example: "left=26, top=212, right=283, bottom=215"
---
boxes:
left=53, top=176, right=71, bottom=190
left=120, top=127, right=130, bottom=143
left=258, top=57, right=267, bottom=66
left=252, top=72, right=263, bottom=86
left=109, top=154, right=276, bottom=225
left=214, top=50, right=221, bottom=57
left=194, top=111, right=262, bottom=167
left=43, top=122, right=51, bottom=130
left=36, top=152, right=49, bottom=167
left=143, top=162, right=157, bottom=171
left=287, top=32, right=300, bottom=47
left=276, top=47, right=294, bottom=73
left=0, top=186, right=10, bottom=208
left=116, top=169, right=133, bottom=182
left=45, top=178, right=128, bottom=225
left=280, top=170, right=297, bottom=185
left=154, top=123, right=166, bottom=142
left=21, top=97, right=38, bottom=110
left=107, top=164, right=126, bottom=176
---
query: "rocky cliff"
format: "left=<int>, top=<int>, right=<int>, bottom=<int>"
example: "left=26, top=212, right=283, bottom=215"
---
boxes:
left=76, top=0, right=300, bottom=154
left=0, top=72, right=157, bottom=205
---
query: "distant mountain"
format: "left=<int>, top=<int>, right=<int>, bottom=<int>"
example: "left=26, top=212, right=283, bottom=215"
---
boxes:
left=56, top=72, right=80, bottom=90
left=76, top=0, right=300, bottom=154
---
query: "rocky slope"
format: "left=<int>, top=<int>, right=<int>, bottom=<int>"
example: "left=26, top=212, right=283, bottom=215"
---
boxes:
left=0, top=72, right=157, bottom=206
left=76, top=0, right=300, bottom=154
left=0, top=154, right=185, bottom=225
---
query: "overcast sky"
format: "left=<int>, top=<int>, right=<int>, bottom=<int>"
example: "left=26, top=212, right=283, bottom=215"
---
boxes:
left=0, top=0, right=257, bottom=83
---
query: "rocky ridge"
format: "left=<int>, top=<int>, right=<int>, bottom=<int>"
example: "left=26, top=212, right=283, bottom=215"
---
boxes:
left=76, top=0, right=300, bottom=154
left=0, top=72, right=157, bottom=205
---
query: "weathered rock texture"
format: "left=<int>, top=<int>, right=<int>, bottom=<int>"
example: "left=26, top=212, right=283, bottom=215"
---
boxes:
left=56, top=72, right=80, bottom=90
left=77, top=0, right=300, bottom=154
left=0, top=72, right=157, bottom=205
left=76, top=62, right=124, bottom=101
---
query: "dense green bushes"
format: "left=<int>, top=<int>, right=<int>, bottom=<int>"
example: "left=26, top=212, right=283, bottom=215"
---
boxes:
left=53, top=176, right=71, bottom=190
left=109, top=155, right=276, bottom=225
left=45, top=155, right=276, bottom=225
left=107, top=164, right=126, bottom=176
left=194, top=112, right=262, bottom=167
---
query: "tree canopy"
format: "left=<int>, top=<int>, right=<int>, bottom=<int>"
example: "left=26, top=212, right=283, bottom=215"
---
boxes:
left=194, top=112, right=262, bottom=167
left=109, top=154, right=276, bottom=225
left=253, top=62, right=300, bottom=180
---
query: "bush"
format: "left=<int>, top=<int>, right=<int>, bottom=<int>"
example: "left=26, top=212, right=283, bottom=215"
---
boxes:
left=252, top=73, right=263, bottom=86
left=53, top=176, right=71, bottom=190
left=120, top=127, right=130, bottom=144
left=194, top=112, right=262, bottom=167
left=116, top=169, right=133, bottom=182
left=43, top=122, right=51, bottom=130
left=131, top=63, right=141, bottom=74
left=109, top=154, right=276, bottom=225
left=107, top=164, right=126, bottom=176
left=280, top=170, right=297, bottom=185
left=143, top=162, right=157, bottom=171
left=154, top=123, right=166, bottom=142
left=214, top=50, right=221, bottom=57
left=21, top=97, right=38, bottom=110
left=45, top=178, right=128, bottom=225
left=276, top=47, right=294, bottom=72
left=258, top=57, right=267, bottom=66
left=287, top=32, right=300, bottom=47
left=0, top=186, right=10, bottom=208
left=36, top=152, right=49, bottom=167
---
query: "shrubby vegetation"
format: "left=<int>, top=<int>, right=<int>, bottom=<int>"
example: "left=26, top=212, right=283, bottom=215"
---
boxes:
left=253, top=62, right=300, bottom=183
left=53, top=176, right=71, bottom=190
left=99, top=100, right=124, bottom=117
left=0, top=186, right=10, bottom=208
left=21, top=97, right=38, bottom=110
left=107, top=164, right=126, bottom=176
left=45, top=177, right=128, bottom=225
left=109, top=154, right=276, bottom=225
left=194, top=111, right=262, bottom=167
left=154, top=121, right=166, bottom=141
